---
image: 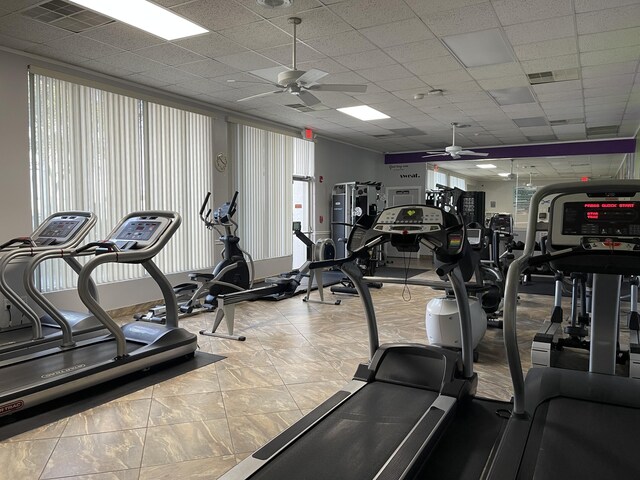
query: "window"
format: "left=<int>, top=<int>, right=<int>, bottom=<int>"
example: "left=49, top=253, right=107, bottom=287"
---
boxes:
left=427, top=166, right=466, bottom=191
left=449, top=175, right=466, bottom=190
left=29, top=73, right=214, bottom=291
left=234, top=124, right=313, bottom=262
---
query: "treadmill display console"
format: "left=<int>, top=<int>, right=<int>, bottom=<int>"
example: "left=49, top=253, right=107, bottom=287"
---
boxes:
left=375, top=206, right=443, bottom=233
left=37, top=219, right=83, bottom=244
left=562, top=201, right=640, bottom=237
left=116, top=221, right=162, bottom=242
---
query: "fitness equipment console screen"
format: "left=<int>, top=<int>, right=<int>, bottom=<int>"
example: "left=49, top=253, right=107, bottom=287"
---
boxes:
left=110, top=217, right=170, bottom=250
left=37, top=218, right=84, bottom=244
left=562, top=201, right=640, bottom=236
left=375, top=206, right=443, bottom=233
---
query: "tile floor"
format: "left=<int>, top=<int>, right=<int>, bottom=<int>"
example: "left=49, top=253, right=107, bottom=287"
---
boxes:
left=0, top=266, right=587, bottom=479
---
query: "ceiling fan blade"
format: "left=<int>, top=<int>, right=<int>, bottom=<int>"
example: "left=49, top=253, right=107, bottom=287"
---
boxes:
left=297, top=90, right=321, bottom=106
left=459, top=150, right=489, bottom=156
left=296, top=69, right=329, bottom=85
left=308, top=83, right=368, bottom=93
left=237, top=90, right=283, bottom=102
left=422, top=153, right=447, bottom=158
left=228, top=80, right=280, bottom=87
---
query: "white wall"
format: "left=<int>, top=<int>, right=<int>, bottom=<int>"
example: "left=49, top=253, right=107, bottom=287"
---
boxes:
left=313, top=137, right=384, bottom=236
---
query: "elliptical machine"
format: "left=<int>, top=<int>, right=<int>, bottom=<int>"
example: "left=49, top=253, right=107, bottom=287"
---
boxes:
left=135, top=191, right=254, bottom=323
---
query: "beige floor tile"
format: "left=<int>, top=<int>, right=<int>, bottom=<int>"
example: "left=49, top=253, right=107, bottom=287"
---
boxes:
left=327, top=358, right=367, bottom=379
left=215, top=349, right=273, bottom=370
left=0, top=438, right=57, bottom=479
left=217, top=365, right=284, bottom=391
left=222, top=386, right=298, bottom=417
left=235, top=452, right=251, bottom=463
left=148, top=392, right=227, bottom=426
left=152, top=367, right=220, bottom=397
left=258, top=334, right=313, bottom=350
left=275, top=361, right=344, bottom=384
left=206, top=337, right=264, bottom=354
left=320, top=342, right=372, bottom=360
left=6, top=418, right=68, bottom=442
left=286, top=380, right=347, bottom=410
left=265, top=346, right=327, bottom=365
left=62, top=399, right=151, bottom=436
left=227, top=410, right=303, bottom=454
left=139, top=454, right=236, bottom=480
left=114, top=386, right=154, bottom=403
left=41, top=429, right=146, bottom=479
left=142, top=419, right=233, bottom=467
left=45, top=469, right=140, bottom=480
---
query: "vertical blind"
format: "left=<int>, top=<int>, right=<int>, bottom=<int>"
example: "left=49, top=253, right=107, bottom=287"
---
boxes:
left=235, top=124, right=308, bottom=261
left=30, top=73, right=214, bottom=292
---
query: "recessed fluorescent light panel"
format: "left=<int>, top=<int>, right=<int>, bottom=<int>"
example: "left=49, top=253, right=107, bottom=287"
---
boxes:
left=477, top=164, right=496, bottom=169
left=442, top=29, right=514, bottom=68
left=488, top=87, right=536, bottom=106
left=337, top=105, right=390, bottom=121
left=498, top=172, right=511, bottom=177
left=69, top=0, right=208, bottom=40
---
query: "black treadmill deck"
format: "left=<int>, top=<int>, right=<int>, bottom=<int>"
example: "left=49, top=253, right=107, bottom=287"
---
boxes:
left=249, top=381, right=440, bottom=479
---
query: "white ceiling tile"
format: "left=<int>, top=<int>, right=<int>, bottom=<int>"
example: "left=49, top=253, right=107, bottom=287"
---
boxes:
left=356, top=64, right=413, bottom=82
left=383, top=39, right=450, bottom=63
left=404, top=0, right=488, bottom=15
left=359, top=18, right=434, bottom=48
left=580, top=46, right=640, bottom=66
left=334, top=49, right=396, bottom=69
left=541, top=99, right=584, bottom=110
left=419, top=70, right=474, bottom=86
left=404, top=56, right=462, bottom=76
left=375, top=76, right=427, bottom=91
left=179, top=59, right=240, bottom=78
left=322, top=71, right=368, bottom=84
left=544, top=108, right=585, bottom=120
left=259, top=43, right=325, bottom=66
left=0, top=14, right=70, bottom=43
left=269, top=9, right=353, bottom=40
left=585, top=103, right=628, bottom=113
left=220, top=21, right=292, bottom=50
left=130, top=66, right=199, bottom=86
left=532, top=79, right=582, bottom=94
left=174, top=33, right=247, bottom=58
left=535, top=90, right=584, bottom=103
left=81, top=23, right=164, bottom=51
left=520, top=54, right=579, bottom=74
left=583, top=73, right=635, bottom=89
left=296, top=57, right=351, bottom=74
left=448, top=92, right=493, bottom=103
left=582, top=61, right=638, bottom=78
left=437, top=81, right=484, bottom=93
left=0, top=31, right=37, bottom=50
left=95, top=52, right=165, bottom=74
left=575, top=0, right=640, bottom=13
left=514, top=37, right=578, bottom=61
left=585, top=94, right=632, bottom=105
left=216, top=51, right=280, bottom=71
left=305, top=30, right=376, bottom=56
left=579, top=27, right=640, bottom=52
left=584, top=85, right=632, bottom=98
left=467, top=63, right=524, bottom=80
left=32, top=34, right=123, bottom=60
left=352, top=91, right=400, bottom=104
left=235, top=0, right=324, bottom=18
left=133, top=43, right=204, bottom=66
left=501, top=103, right=544, bottom=115
left=504, top=16, right=575, bottom=46
left=330, top=0, right=415, bottom=29
left=421, top=3, right=500, bottom=36
left=477, top=75, right=530, bottom=90
left=519, top=126, right=554, bottom=136
left=576, top=4, right=640, bottom=35
left=492, top=0, right=573, bottom=26
left=78, top=59, right=133, bottom=77
left=26, top=43, right=90, bottom=64
left=172, top=0, right=262, bottom=31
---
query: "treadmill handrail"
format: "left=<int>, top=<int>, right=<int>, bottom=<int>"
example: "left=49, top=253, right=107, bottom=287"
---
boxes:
left=0, top=211, right=96, bottom=343
left=504, top=180, right=640, bottom=415
left=77, top=211, right=182, bottom=357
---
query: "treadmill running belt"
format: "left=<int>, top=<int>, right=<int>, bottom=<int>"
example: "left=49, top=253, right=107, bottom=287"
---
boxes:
left=249, top=382, right=439, bottom=479
left=519, top=397, right=640, bottom=479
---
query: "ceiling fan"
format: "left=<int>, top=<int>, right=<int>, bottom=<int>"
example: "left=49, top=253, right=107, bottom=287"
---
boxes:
left=237, top=17, right=368, bottom=106
left=422, top=122, right=490, bottom=160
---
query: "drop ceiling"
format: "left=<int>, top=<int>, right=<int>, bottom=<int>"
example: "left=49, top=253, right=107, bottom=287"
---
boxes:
left=0, top=0, right=638, bottom=161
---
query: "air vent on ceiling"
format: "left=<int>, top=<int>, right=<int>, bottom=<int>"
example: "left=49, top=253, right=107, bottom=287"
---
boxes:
left=285, top=103, right=330, bottom=113
left=389, top=127, right=426, bottom=136
left=22, top=0, right=114, bottom=33
left=527, top=68, right=580, bottom=85
left=549, top=118, right=584, bottom=126
left=372, top=134, right=401, bottom=139
left=586, top=125, right=619, bottom=137
left=525, top=135, right=558, bottom=142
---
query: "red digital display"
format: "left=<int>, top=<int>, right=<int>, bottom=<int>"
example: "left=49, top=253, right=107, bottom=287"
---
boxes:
left=587, top=212, right=599, bottom=219
left=583, top=203, right=636, bottom=209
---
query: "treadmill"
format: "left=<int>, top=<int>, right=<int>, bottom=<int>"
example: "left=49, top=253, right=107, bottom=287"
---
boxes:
left=487, top=180, right=640, bottom=479
left=0, top=211, right=197, bottom=417
left=221, top=203, right=506, bottom=480
left=0, top=212, right=104, bottom=358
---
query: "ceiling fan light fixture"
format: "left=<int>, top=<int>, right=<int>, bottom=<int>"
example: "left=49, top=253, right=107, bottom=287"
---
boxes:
left=428, top=89, right=444, bottom=96
left=256, top=0, right=293, bottom=8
